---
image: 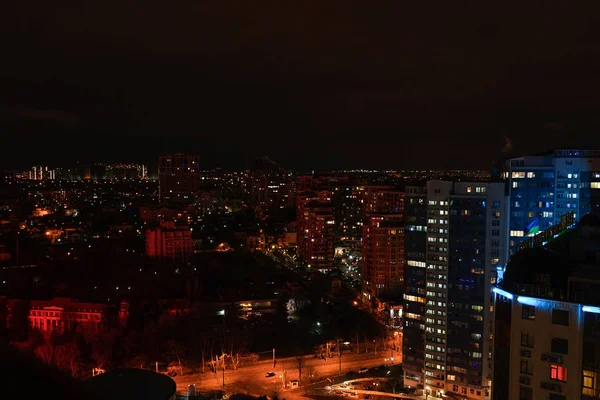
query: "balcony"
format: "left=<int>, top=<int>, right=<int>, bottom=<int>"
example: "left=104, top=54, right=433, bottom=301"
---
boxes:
left=540, top=381, right=562, bottom=393
left=514, top=283, right=567, bottom=301
left=541, top=353, right=563, bottom=364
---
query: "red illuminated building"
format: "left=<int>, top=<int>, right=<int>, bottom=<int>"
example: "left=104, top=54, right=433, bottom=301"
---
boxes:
left=145, top=221, right=194, bottom=260
left=362, top=213, right=405, bottom=303
left=28, top=298, right=115, bottom=336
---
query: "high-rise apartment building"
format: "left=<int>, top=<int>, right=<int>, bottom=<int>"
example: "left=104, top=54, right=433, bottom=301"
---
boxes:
left=362, top=185, right=405, bottom=214
left=296, top=191, right=335, bottom=271
left=361, top=213, right=405, bottom=303
left=403, top=181, right=509, bottom=400
left=403, top=186, right=428, bottom=388
left=505, top=149, right=600, bottom=255
left=28, top=166, right=55, bottom=180
left=296, top=175, right=366, bottom=259
left=492, top=213, right=598, bottom=400
left=242, top=158, right=295, bottom=213
left=158, top=153, right=200, bottom=205
left=360, top=186, right=405, bottom=306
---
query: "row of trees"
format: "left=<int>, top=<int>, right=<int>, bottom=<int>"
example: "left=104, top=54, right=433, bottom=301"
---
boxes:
left=13, top=310, right=260, bottom=379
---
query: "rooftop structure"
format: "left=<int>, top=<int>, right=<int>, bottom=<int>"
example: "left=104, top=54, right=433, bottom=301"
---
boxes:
left=493, top=213, right=600, bottom=400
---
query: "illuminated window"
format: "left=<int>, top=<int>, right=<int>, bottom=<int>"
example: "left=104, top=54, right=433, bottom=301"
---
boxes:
left=551, top=365, right=567, bottom=382
left=512, top=172, right=526, bottom=179
left=526, top=172, right=535, bottom=178
left=583, top=370, right=597, bottom=396
left=467, top=186, right=472, bottom=193
left=592, top=182, right=600, bottom=189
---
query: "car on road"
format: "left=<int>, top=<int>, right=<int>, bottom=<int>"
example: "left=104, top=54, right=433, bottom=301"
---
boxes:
left=358, top=367, right=369, bottom=374
left=346, top=371, right=356, bottom=376
left=265, top=372, right=276, bottom=377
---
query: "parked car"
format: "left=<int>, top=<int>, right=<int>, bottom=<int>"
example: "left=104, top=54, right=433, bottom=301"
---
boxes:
left=265, top=372, right=276, bottom=377
left=358, top=367, right=369, bottom=374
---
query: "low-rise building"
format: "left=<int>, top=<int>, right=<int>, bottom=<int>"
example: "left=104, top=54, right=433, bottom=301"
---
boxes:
left=145, top=221, right=193, bottom=260
left=28, top=297, right=116, bottom=336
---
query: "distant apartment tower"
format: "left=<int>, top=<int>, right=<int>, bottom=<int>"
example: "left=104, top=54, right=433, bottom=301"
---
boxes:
left=403, top=186, right=428, bottom=388
left=505, top=149, right=600, bottom=255
left=297, top=174, right=365, bottom=257
left=29, top=166, right=55, bottom=180
left=360, top=186, right=405, bottom=306
left=362, top=185, right=405, bottom=214
left=416, top=181, right=509, bottom=400
left=158, top=153, right=200, bottom=205
left=361, top=213, right=405, bottom=303
left=106, top=163, right=147, bottom=180
left=241, top=157, right=294, bottom=214
left=146, top=221, right=194, bottom=261
left=492, top=213, right=598, bottom=400
left=296, top=191, right=335, bottom=271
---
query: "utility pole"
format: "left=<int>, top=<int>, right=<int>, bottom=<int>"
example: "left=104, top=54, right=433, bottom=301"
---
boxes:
left=156, top=361, right=158, bottom=373
left=222, top=357, right=225, bottom=388
left=273, top=348, right=276, bottom=368
left=337, top=338, right=341, bottom=374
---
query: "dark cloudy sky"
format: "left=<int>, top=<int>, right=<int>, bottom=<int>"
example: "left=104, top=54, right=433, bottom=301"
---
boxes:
left=2, top=1, right=600, bottom=170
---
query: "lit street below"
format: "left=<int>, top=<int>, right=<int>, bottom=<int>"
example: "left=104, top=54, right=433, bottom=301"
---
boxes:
left=173, top=351, right=400, bottom=397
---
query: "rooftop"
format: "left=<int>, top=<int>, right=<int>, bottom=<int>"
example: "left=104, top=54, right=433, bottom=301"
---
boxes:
left=500, top=213, right=600, bottom=303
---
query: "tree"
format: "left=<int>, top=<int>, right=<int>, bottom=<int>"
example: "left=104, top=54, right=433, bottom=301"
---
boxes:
left=166, top=339, right=186, bottom=376
left=35, top=341, right=82, bottom=378
left=295, top=357, right=305, bottom=386
left=91, top=333, right=115, bottom=371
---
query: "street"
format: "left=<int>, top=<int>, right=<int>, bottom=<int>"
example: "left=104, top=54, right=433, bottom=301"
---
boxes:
left=173, top=351, right=401, bottom=397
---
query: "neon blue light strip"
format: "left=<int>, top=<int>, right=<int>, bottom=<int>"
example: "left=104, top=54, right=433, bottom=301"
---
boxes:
left=517, top=296, right=537, bottom=306
left=492, top=287, right=513, bottom=300
left=583, top=306, right=600, bottom=314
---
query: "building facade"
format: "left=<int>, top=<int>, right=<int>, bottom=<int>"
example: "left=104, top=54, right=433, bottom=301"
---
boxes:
left=145, top=221, right=194, bottom=261
left=242, top=157, right=294, bottom=214
left=505, top=149, right=600, bottom=255
left=419, top=181, right=509, bottom=399
left=403, top=186, right=428, bottom=388
left=492, top=213, right=600, bottom=400
left=296, top=193, right=335, bottom=271
left=158, top=153, right=200, bottom=205
left=28, top=298, right=114, bottom=335
left=361, top=213, right=404, bottom=302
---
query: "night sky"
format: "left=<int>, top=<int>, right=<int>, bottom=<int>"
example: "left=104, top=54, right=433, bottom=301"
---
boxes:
left=3, top=2, right=600, bottom=170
